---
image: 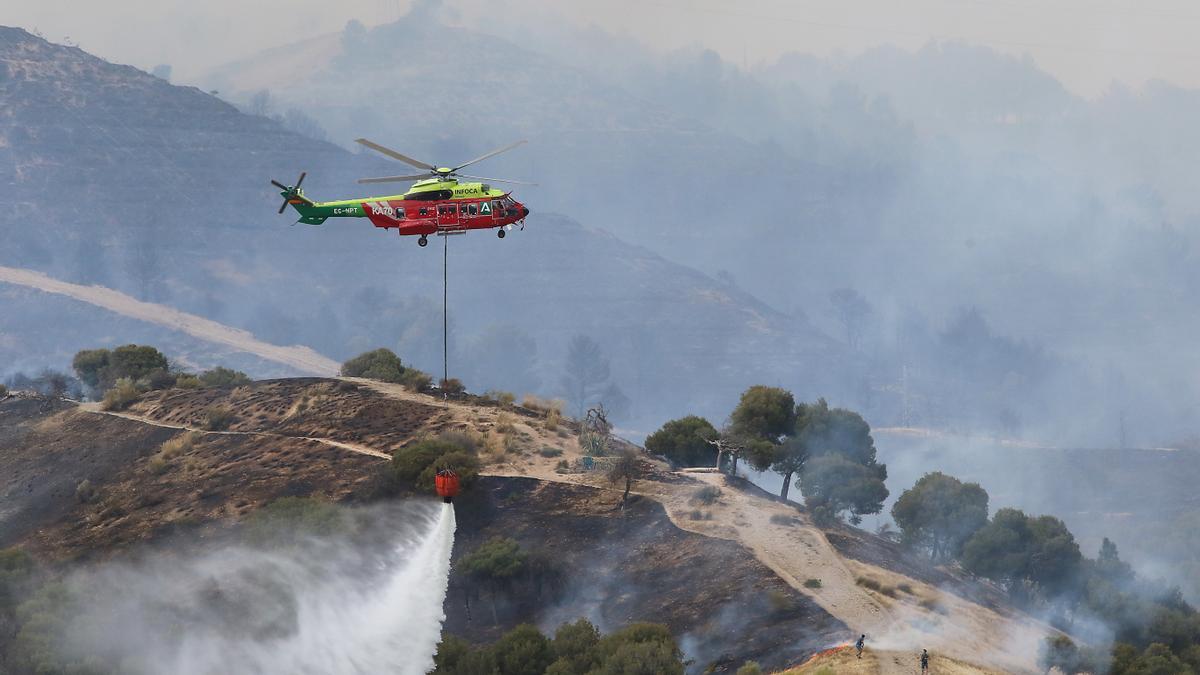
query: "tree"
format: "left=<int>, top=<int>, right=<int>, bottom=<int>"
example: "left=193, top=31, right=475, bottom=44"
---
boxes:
left=460, top=537, right=527, bottom=624
left=550, top=619, right=602, bottom=673
left=829, top=288, right=872, bottom=350
left=729, top=386, right=796, bottom=441
left=800, top=455, right=888, bottom=525
left=561, top=335, right=613, bottom=418
left=593, top=623, right=684, bottom=675
left=341, top=348, right=406, bottom=383
left=491, top=623, right=554, bottom=675
left=72, top=348, right=111, bottom=391
left=607, top=447, right=643, bottom=510
left=644, top=416, right=719, bottom=467
left=392, top=437, right=480, bottom=494
left=198, top=367, right=251, bottom=388
left=891, top=472, right=989, bottom=562
left=961, top=508, right=1082, bottom=600
left=771, top=435, right=807, bottom=501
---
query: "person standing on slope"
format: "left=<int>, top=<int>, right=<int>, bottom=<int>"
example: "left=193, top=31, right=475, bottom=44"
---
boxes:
left=920, top=648, right=930, bottom=672
left=856, top=635, right=866, bottom=659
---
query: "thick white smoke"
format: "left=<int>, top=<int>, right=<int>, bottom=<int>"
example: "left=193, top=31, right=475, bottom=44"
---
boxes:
left=55, top=501, right=457, bottom=675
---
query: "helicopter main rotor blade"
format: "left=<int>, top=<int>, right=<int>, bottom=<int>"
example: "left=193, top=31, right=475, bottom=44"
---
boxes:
left=271, top=179, right=288, bottom=190
left=354, top=138, right=436, bottom=171
left=455, top=173, right=538, bottom=186
left=451, top=140, right=527, bottom=172
left=278, top=200, right=289, bottom=214
left=295, top=171, right=306, bottom=189
left=357, top=173, right=432, bottom=184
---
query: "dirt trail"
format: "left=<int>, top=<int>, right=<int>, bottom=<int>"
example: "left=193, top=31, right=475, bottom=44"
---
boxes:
left=0, top=265, right=339, bottom=376
left=82, top=404, right=391, bottom=460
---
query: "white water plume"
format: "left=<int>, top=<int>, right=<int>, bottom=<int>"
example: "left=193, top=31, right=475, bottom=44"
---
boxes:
left=55, top=501, right=457, bottom=675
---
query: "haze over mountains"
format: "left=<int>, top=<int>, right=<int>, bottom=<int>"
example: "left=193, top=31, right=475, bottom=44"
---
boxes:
left=191, top=4, right=1200, bottom=447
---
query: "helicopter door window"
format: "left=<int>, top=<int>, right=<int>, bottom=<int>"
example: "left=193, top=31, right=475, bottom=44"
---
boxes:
left=468, top=204, right=478, bottom=216
left=396, top=207, right=405, bottom=219
left=419, top=207, right=429, bottom=216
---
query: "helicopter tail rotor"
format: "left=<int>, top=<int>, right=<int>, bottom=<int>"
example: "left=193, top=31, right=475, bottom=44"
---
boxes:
left=271, top=171, right=313, bottom=214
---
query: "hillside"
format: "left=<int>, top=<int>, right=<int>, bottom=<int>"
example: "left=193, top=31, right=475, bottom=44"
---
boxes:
left=0, top=378, right=1051, bottom=673
left=0, top=26, right=843, bottom=431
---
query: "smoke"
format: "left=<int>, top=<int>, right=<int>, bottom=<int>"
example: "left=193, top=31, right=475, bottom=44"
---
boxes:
left=50, top=501, right=456, bottom=675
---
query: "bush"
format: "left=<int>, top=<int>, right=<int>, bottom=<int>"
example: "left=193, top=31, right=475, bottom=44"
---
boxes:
left=857, top=576, right=882, bottom=592
left=556, top=459, right=569, bottom=470
left=736, top=662, right=764, bottom=675
left=0, top=383, right=7, bottom=397
left=202, top=405, right=235, bottom=431
left=486, top=390, right=516, bottom=407
left=804, top=578, right=823, bottom=589
left=199, top=367, right=251, bottom=388
left=495, top=412, right=516, bottom=434
left=340, top=348, right=406, bottom=383
left=174, top=374, right=202, bottom=389
left=539, top=447, right=563, bottom=458
left=392, top=438, right=480, bottom=493
left=769, top=513, right=798, bottom=526
left=645, top=415, right=719, bottom=467
left=75, top=479, right=95, bottom=503
left=767, top=590, right=795, bottom=613
left=897, top=583, right=913, bottom=594
left=402, top=369, right=433, bottom=392
left=147, top=455, right=170, bottom=475
left=101, top=377, right=142, bottom=410
left=544, top=408, right=561, bottom=431
left=160, top=432, right=199, bottom=459
left=692, top=485, right=721, bottom=505
left=440, top=378, right=466, bottom=395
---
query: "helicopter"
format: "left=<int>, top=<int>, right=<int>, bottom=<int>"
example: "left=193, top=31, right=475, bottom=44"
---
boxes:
left=271, top=138, right=532, bottom=247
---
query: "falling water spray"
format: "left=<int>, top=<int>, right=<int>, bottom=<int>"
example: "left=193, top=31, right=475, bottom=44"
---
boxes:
left=51, top=501, right=458, bottom=675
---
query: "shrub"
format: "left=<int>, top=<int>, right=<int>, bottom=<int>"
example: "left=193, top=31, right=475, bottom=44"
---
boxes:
left=174, top=374, right=202, bottom=389
left=199, top=367, right=251, bottom=388
left=769, top=513, right=798, bottom=526
left=539, top=447, right=563, bottom=458
left=897, top=582, right=914, bottom=594
left=147, top=455, right=170, bottom=475
left=692, top=485, right=721, bottom=505
left=544, top=408, right=561, bottom=431
left=556, top=459, right=569, bottom=470
left=767, top=590, right=795, bottom=613
left=392, top=438, right=481, bottom=493
left=340, top=348, right=406, bottom=383
left=75, top=479, right=95, bottom=503
left=689, top=509, right=704, bottom=520
left=0, top=383, right=7, bottom=397
left=495, top=412, right=516, bottom=434
left=486, top=390, right=516, bottom=407
left=856, top=576, right=882, bottom=592
left=736, top=663, right=763, bottom=675
left=101, top=377, right=142, bottom=410
left=804, top=578, right=823, bottom=589
left=645, top=415, right=719, bottom=467
left=202, top=405, right=235, bottom=431
left=402, top=369, right=432, bottom=392
left=160, top=432, right=199, bottom=459
left=919, top=597, right=948, bottom=614
left=440, top=378, right=466, bottom=395
left=144, top=368, right=177, bottom=391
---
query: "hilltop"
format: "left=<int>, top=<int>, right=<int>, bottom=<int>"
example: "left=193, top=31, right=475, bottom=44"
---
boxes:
left=0, top=376, right=1051, bottom=673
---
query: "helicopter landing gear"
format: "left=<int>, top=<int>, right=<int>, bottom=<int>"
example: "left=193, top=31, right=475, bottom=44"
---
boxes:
left=497, top=229, right=506, bottom=239
left=418, top=235, right=429, bottom=247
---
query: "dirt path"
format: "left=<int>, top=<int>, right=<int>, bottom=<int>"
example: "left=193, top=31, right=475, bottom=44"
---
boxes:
left=81, top=404, right=391, bottom=460
left=0, top=265, right=340, bottom=376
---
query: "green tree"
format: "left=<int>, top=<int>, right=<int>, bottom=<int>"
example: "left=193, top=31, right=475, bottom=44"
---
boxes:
left=72, top=348, right=111, bottom=390
left=492, top=623, right=554, bottom=675
left=593, top=623, right=684, bottom=675
left=460, top=537, right=527, bottom=624
left=392, top=438, right=480, bottom=494
left=961, top=508, right=1082, bottom=599
left=729, top=385, right=796, bottom=442
left=341, top=348, right=407, bottom=383
left=800, top=455, right=888, bottom=525
left=645, top=416, right=719, bottom=467
left=199, top=366, right=252, bottom=387
left=891, top=472, right=989, bottom=561
left=550, top=619, right=602, bottom=673
left=108, top=344, right=170, bottom=383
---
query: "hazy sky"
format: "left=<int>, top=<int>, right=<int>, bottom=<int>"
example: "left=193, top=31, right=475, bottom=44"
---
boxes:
left=7, top=0, right=1200, bottom=96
